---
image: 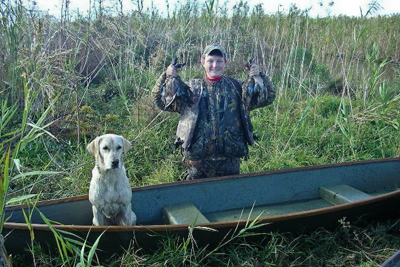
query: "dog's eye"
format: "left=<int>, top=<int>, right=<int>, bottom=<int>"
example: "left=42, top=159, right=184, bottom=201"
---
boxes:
left=103, top=146, right=109, bottom=150
left=117, top=146, right=122, bottom=150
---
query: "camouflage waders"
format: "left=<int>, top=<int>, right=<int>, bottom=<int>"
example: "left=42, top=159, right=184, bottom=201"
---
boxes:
left=185, top=158, right=240, bottom=179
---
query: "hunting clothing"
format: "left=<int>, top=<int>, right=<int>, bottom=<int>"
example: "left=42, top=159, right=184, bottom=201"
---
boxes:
left=152, top=68, right=275, bottom=178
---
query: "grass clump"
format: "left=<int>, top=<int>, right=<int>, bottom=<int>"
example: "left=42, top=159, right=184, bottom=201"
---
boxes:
left=107, top=219, right=400, bottom=266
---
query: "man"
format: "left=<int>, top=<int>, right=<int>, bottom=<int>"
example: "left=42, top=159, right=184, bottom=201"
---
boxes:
left=152, top=44, right=275, bottom=179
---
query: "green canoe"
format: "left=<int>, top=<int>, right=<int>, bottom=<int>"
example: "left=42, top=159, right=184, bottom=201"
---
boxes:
left=3, top=157, right=400, bottom=256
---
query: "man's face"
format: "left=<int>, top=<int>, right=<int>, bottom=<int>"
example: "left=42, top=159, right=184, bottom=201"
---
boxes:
left=201, top=55, right=227, bottom=78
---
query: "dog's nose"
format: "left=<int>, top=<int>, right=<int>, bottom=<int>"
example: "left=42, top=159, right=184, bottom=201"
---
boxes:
left=111, top=159, right=119, bottom=168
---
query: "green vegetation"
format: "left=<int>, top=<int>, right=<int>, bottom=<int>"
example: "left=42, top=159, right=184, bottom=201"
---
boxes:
left=1, top=0, right=399, bottom=266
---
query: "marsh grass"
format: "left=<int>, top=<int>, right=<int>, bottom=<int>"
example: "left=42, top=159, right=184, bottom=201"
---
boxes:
left=76, top=218, right=400, bottom=266
left=1, top=0, right=400, bottom=266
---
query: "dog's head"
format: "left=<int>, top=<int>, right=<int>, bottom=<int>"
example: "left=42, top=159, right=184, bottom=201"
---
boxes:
left=87, top=134, right=131, bottom=170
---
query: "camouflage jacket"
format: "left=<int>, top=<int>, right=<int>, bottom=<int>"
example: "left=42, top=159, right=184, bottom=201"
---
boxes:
left=152, top=72, right=275, bottom=160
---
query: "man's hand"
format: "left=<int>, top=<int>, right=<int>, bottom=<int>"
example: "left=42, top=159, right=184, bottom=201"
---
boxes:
left=246, top=60, right=264, bottom=89
left=249, top=64, right=260, bottom=77
left=166, top=64, right=178, bottom=77
left=245, top=59, right=260, bottom=77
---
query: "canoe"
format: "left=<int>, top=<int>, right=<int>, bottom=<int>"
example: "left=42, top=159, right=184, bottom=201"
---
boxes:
left=3, top=157, right=400, bottom=256
left=381, top=250, right=400, bottom=267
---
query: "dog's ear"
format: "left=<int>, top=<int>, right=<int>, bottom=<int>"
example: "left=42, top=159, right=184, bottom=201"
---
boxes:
left=121, top=137, right=132, bottom=154
left=87, top=137, right=99, bottom=156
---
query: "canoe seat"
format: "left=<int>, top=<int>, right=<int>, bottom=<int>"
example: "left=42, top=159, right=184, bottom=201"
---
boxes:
left=319, top=184, right=372, bottom=205
left=163, top=202, right=210, bottom=225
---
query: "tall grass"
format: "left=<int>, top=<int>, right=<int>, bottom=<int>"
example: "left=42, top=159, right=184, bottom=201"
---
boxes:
left=0, top=67, right=62, bottom=267
left=1, top=0, right=400, bottom=265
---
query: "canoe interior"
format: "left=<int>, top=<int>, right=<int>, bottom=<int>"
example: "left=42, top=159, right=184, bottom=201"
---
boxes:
left=5, top=158, right=400, bottom=227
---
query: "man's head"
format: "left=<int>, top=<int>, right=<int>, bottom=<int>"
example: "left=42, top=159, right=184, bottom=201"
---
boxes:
left=201, top=44, right=228, bottom=79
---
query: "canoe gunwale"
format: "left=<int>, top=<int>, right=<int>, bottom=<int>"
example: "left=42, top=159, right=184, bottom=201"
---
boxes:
left=4, top=189, right=400, bottom=233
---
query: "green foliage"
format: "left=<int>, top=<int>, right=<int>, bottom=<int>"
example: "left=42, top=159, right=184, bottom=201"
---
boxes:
left=0, top=64, right=62, bottom=265
left=111, top=218, right=400, bottom=267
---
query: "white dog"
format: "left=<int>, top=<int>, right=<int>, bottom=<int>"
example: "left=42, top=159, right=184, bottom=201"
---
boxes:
left=87, top=134, right=136, bottom=226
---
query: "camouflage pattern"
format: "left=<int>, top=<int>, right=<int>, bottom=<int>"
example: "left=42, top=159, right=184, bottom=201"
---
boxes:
left=202, top=44, right=228, bottom=60
left=184, top=77, right=249, bottom=160
left=152, top=69, right=275, bottom=177
left=184, top=158, right=240, bottom=179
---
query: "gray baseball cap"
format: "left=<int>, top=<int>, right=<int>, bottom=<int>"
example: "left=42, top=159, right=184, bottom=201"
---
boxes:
left=202, top=44, right=228, bottom=59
